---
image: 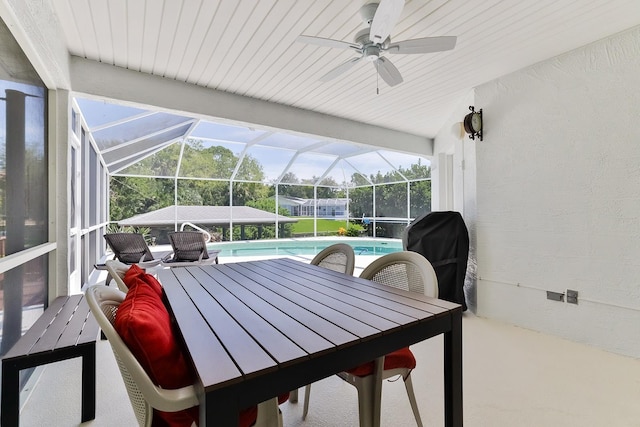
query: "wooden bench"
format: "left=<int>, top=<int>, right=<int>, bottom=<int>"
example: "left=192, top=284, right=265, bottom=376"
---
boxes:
left=1, top=294, right=99, bottom=427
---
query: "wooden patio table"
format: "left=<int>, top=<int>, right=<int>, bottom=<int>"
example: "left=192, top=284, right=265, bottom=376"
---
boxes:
left=158, top=258, right=463, bottom=427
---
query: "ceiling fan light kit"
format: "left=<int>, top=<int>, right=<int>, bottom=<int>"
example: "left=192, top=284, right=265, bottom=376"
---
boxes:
left=296, top=0, right=457, bottom=88
left=463, top=106, right=483, bottom=141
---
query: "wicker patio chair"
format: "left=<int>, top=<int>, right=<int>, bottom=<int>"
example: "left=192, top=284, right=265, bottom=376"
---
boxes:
left=161, top=231, right=220, bottom=267
left=104, top=233, right=165, bottom=268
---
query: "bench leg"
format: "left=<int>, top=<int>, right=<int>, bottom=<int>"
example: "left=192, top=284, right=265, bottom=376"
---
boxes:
left=80, top=343, right=96, bottom=422
left=1, top=362, right=20, bottom=427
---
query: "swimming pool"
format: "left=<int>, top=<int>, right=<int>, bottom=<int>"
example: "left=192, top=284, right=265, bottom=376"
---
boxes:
left=209, top=237, right=403, bottom=258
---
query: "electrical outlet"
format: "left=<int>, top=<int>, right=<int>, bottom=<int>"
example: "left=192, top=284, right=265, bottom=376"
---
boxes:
left=546, top=291, right=564, bottom=302
left=566, top=289, right=578, bottom=304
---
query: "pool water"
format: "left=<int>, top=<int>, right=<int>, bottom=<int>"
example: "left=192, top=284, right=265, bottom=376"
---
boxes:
left=209, top=238, right=403, bottom=258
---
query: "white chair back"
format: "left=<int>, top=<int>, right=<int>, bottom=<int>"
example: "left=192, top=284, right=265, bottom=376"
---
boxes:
left=304, top=251, right=438, bottom=427
left=310, top=243, right=355, bottom=275
left=105, top=260, right=131, bottom=292
left=359, top=251, right=438, bottom=298
left=85, top=286, right=199, bottom=427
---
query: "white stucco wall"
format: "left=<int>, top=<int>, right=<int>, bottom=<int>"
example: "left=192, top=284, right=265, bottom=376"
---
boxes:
left=471, top=25, right=640, bottom=357
left=433, top=92, right=478, bottom=309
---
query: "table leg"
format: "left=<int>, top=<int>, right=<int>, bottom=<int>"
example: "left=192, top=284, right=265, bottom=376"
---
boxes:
left=81, top=343, right=97, bottom=422
left=203, top=391, right=239, bottom=426
left=444, top=311, right=463, bottom=427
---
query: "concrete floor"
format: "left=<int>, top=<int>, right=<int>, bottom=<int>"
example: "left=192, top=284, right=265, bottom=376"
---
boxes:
left=18, top=310, right=640, bottom=427
left=17, top=254, right=640, bottom=426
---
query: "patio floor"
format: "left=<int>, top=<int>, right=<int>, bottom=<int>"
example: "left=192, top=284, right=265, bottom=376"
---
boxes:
left=17, top=256, right=640, bottom=426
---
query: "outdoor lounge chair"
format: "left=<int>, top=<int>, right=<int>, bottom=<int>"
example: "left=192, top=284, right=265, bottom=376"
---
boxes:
left=99, top=233, right=167, bottom=286
left=161, top=231, right=220, bottom=267
left=303, top=251, right=438, bottom=427
left=103, top=233, right=167, bottom=268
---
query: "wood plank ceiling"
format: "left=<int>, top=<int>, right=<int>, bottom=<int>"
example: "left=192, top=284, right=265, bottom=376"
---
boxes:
left=52, top=0, right=640, bottom=139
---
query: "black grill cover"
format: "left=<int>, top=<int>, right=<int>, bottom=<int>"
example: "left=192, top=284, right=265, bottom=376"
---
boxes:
left=403, top=211, right=469, bottom=310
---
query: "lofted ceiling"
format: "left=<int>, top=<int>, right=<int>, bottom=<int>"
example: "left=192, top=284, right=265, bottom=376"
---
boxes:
left=51, top=0, right=640, bottom=140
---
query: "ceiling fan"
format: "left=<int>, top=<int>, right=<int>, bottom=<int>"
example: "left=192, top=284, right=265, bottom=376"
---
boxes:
left=297, top=0, right=457, bottom=88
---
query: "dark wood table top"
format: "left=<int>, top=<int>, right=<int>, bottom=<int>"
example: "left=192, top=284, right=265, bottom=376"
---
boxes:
left=159, top=257, right=463, bottom=426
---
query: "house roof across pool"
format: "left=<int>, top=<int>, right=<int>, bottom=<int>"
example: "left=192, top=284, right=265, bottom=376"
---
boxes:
left=279, top=196, right=349, bottom=207
left=118, top=205, right=298, bottom=227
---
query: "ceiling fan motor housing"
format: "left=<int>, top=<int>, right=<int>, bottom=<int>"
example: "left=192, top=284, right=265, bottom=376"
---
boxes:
left=364, top=45, right=381, bottom=60
left=355, top=28, right=389, bottom=50
left=296, top=0, right=456, bottom=87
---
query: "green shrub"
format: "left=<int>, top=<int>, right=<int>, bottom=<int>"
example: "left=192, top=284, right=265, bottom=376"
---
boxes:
left=345, top=224, right=364, bottom=237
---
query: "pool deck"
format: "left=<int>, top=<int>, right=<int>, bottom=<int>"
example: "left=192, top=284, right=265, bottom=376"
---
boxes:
left=214, top=253, right=380, bottom=275
left=89, top=245, right=382, bottom=287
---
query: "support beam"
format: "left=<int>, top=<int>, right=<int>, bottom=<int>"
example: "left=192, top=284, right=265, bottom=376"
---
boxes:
left=69, top=57, right=433, bottom=156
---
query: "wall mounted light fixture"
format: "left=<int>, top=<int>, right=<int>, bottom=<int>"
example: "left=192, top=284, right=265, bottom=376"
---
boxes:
left=463, top=106, right=482, bottom=141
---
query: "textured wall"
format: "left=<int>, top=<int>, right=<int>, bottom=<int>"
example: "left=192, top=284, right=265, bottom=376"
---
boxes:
left=433, top=92, right=478, bottom=310
left=473, top=25, right=640, bottom=357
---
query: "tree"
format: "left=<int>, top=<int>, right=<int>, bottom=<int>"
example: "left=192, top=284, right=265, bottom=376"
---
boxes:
left=233, top=182, right=270, bottom=206
left=109, top=141, right=432, bottom=229
left=121, top=142, right=181, bottom=177
left=109, top=176, right=174, bottom=221
left=410, top=180, right=431, bottom=216
left=315, top=176, right=340, bottom=198
left=244, top=198, right=294, bottom=238
left=278, top=173, right=305, bottom=198
left=347, top=161, right=431, bottom=219
left=349, top=186, right=372, bottom=218
left=110, top=140, right=267, bottom=219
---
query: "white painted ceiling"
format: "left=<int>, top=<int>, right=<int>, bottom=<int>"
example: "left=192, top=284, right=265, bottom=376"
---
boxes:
left=51, top=0, right=640, bottom=140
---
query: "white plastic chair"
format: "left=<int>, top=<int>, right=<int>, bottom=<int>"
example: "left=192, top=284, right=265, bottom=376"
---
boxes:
left=311, top=243, right=356, bottom=275
left=104, top=259, right=132, bottom=292
left=85, top=285, right=283, bottom=427
left=303, top=251, right=438, bottom=427
left=104, top=259, right=162, bottom=292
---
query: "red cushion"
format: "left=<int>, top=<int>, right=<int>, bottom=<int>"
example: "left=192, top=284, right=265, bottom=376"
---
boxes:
left=239, top=407, right=258, bottom=427
left=115, top=273, right=262, bottom=427
left=278, top=392, right=290, bottom=405
left=115, top=276, right=198, bottom=426
left=124, top=264, right=162, bottom=296
left=345, top=347, right=416, bottom=377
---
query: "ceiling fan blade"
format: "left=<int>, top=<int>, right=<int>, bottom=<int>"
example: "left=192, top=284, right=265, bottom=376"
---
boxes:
left=374, top=57, right=403, bottom=87
left=387, top=36, right=457, bottom=54
left=320, top=57, right=363, bottom=82
left=297, top=35, right=360, bottom=51
left=369, top=0, right=404, bottom=44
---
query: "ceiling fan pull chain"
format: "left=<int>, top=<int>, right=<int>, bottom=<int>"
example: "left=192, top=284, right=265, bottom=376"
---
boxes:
left=376, top=60, right=380, bottom=95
